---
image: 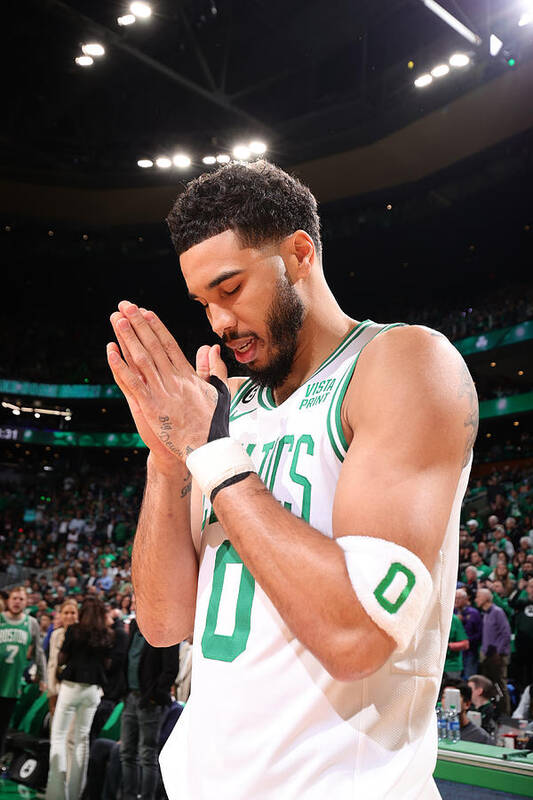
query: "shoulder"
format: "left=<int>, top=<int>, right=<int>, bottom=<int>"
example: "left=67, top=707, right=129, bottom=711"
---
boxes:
left=353, top=324, right=466, bottom=397
left=344, top=324, right=477, bottom=460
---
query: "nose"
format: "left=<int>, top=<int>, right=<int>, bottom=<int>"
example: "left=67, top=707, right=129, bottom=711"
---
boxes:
left=208, top=303, right=237, bottom=339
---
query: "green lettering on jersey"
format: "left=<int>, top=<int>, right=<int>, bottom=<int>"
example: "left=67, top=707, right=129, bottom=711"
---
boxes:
left=201, top=541, right=255, bottom=662
left=258, top=441, right=275, bottom=480
left=289, top=434, right=314, bottom=523
left=268, top=435, right=294, bottom=491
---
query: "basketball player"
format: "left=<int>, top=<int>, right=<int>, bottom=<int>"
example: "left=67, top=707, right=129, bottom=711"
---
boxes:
left=106, top=161, right=477, bottom=799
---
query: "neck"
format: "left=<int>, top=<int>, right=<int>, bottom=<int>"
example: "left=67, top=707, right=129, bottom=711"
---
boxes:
left=274, top=286, right=355, bottom=404
left=6, top=610, right=24, bottom=621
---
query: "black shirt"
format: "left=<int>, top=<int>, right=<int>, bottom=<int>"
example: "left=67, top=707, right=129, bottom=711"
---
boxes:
left=59, top=623, right=111, bottom=687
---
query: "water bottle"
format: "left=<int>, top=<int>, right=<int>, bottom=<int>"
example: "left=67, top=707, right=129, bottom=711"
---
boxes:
left=436, top=703, right=446, bottom=742
left=447, top=705, right=461, bottom=743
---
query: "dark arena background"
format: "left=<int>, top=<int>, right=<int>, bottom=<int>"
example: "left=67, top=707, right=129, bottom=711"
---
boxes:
left=1, top=1, right=533, bottom=798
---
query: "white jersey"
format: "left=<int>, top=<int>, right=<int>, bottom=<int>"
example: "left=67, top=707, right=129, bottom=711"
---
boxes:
left=160, top=320, right=472, bottom=800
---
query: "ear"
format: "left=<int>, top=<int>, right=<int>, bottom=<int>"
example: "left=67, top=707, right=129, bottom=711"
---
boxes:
left=282, top=230, right=316, bottom=282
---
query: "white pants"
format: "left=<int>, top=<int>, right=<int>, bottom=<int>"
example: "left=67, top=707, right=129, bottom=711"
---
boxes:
left=46, top=680, right=101, bottom=800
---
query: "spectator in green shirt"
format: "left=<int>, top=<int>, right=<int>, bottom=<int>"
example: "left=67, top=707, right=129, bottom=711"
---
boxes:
left=444, top=614, right=469, bottom=679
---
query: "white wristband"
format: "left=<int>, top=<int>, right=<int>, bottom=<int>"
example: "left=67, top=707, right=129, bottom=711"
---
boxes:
left=336, top=536, right=433, bottom=652
left=186, top=437, right=256, bottom=501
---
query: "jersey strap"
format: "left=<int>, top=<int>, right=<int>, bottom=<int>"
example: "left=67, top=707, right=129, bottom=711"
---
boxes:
left=326, top=322, right=406, bottom=462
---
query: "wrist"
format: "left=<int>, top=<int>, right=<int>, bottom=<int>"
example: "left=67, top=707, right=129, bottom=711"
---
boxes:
left=186, top=437, right=256, bottom=502
left=147, top=452, right=187, bottom=482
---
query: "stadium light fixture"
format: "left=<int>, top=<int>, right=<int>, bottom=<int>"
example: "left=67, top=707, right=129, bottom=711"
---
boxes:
left=130, top=2, right=152, bottom=18
left=249, top=140, right=267, bottom=155
left=489, top=34, right=503, bottom=56
left=155, top=157, right=172, bottom=168
left=118, top=14, right=136, bottom=26
left=75, top=55, right=94, bottom=66
left=202, top=156, right=216, bottom=165
left=137, top=159, right=153, bottom=168
left=2, top=401, right=72, bottom=419
left=431, top=63, right=450, bottom=77
left=449, top=53, right=470, bottom=67
left=419, top=0, right=482, bottom=47
left=173, top=154, right=192, bottom=168
left=414, top=73, right=433, bottom=88
left=82, top=43, right=105, bottom=57
left=216, top=154, right=230, bottom=164
left=233, top=144, right=251, bottom=160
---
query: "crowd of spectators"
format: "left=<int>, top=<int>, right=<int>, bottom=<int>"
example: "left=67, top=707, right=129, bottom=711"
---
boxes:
left=445, top=464, right=533, bottom=730
left=405, top=285, right=533, bottom=342
left=0, top=449, right=532, bottom=788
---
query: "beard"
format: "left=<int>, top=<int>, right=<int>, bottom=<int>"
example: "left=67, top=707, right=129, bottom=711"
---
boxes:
left=228, top=276, right=305, bottom=390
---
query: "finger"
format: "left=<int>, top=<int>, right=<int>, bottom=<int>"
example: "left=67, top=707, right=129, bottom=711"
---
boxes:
left=110, top=314, right=147, bottom=385
left=106, top=343, right=149, bottom=403
left=208, top=344, right=228, bottom=383
left=118, top=301, right=174, bottom=378
left=139, top=308, right=192, bottom=373
left=196, top=345, right=211, bottom=380
left=112, top=314, right=162, bottom=387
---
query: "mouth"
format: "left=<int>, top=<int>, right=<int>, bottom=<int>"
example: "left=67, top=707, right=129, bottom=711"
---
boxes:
left=227, top=337, right=259, bottom=364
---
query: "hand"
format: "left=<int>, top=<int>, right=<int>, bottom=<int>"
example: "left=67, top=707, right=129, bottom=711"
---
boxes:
left=38, top=680, right=47, bottom=693
left=107, top=301, right=227, bottom=468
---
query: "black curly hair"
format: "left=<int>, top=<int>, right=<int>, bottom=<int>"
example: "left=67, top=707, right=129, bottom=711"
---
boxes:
left=166, top=160, right=321, bottom=257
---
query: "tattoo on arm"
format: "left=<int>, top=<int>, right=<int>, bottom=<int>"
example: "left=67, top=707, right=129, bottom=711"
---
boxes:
left=457, top=362, right=479, bottom=468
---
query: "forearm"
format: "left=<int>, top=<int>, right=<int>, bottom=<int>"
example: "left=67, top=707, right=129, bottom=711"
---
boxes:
left=448, top=640, right=469, bottom=651
left=212, top=475, right=393, bottom=681
left=30, top=621, right=47, bottom=683
left=132, top=457, right=198, bottom=646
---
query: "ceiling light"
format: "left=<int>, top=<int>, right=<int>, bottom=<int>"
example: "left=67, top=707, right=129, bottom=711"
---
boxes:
left=75, top=56, right=94, bottom=67
left=65, top=415, right=72, bottom=421
left=420, top=0, right=482, bottom=47
left=34, top=413, right=40, bottom=419
left=155, top=157, right=172, bottom=168
left=490, top=361, right=496, bottom=367
left=431, top=64, right=450, bottom=77
left=489, top=34, right=503, bottom=56
left=173, top=153, right=191, bottom=168
left=519, top=11, right=533, bottom=26
left=202, top=156, right=216, bottom=165
left=518, top=370, right=524, bottom=376
left=249, top=140, right=267, bottom=155
left=12, top=409, right=20, bottom=416
left=449, top=53, right=470, bottom=67
left=414, top=74, right=433, bottom=88
left=137, top=159, right=153, bottom=168
left=118, top=14, right=136, bottom=25
left=216, top=154, right=230, bottom=164
left=233, top=144, right=251, bottom=160
left=82, top=43, right=105, bottom=57
left=130, top=2, right=152, bottom=18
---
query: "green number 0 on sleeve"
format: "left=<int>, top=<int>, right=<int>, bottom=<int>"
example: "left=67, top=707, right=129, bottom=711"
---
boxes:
left=201, top=540, right=256, bottom=662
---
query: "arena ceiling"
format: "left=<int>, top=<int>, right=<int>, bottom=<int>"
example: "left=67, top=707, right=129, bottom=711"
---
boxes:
left=4, top=0, right=533, bottom=194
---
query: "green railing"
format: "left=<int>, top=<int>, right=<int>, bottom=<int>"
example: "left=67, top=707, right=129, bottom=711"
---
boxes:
left=0, top=390, right=532, bottom=449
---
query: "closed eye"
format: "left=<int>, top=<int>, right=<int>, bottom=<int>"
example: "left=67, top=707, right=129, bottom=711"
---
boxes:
left=223, top=285, right=241, bottom=296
